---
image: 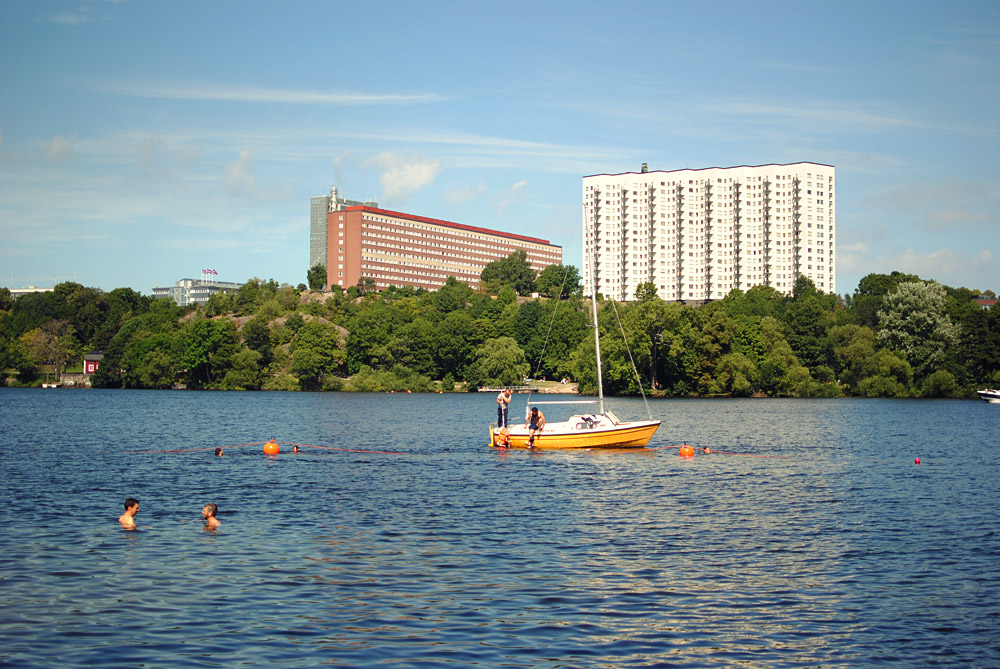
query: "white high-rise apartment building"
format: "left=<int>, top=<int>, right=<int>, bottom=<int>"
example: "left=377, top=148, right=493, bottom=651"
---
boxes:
left=583, top=163, right=835, bottom=301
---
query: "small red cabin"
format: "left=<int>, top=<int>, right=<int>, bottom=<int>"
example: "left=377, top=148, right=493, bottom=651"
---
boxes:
left=83, top=350, right=104, bottom=375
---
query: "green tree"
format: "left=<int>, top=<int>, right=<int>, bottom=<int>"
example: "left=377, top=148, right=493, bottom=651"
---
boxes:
left=231, top=278, right=279, bottom=316
left=877, top=281, right=960, bottom=382
left=290, top=321, right=346, bottom=390
left=95, top=299, right=183, bottom=388
left=134, top=349, right=176, bottom=389
left=480, top=250, right=537, bottom=296
left=241, top=317, right=273, bottom=366
left=782, top=297, right=834, bottom=372
left=535, top=264, right=581, bottom=299
left=850, top=271, right=922, bottom=328
left=714, top=352, right=757, bottom=396
left=346, top=303, right=406, bottom=373
left=307, top=263, right=328, bottom=291
left=434, top=310, right=475, bottom=379
left=432, top=276, right=475, bottom=314
left=466, top=336, right=530, bottom=388
left=176, top=319, right=239, bottom=387
left=922, top=369, right=958, bottom=398
left=633, top=282, right=658, bottom=303
left=20, top=319, right=77, bottom=381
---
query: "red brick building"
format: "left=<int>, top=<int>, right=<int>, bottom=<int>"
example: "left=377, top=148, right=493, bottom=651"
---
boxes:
left=319, top=206, right=562, bottom=291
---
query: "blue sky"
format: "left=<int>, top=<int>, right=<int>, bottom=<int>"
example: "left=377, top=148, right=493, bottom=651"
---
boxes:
left=2, top=0, right=999, bottom=297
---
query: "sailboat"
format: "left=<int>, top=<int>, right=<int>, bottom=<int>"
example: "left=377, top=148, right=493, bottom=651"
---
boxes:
left=489, top=228, right=661, bottom=450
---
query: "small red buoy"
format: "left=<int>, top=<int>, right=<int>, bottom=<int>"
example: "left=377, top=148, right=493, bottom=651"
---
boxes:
left=263, top=439, right=280, bottom=455
left=915, top=457, right=920, bottom=465
left=679, top=444, right=695, bottom=458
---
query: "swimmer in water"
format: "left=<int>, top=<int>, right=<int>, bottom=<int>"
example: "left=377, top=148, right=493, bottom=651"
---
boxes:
left=202, top=503, right=220, bottom=530
left=292, top=445, right=300, bottom=453
left=119, top=497, right=139, bottom=530
left=215, top=447, right=223, bottom=456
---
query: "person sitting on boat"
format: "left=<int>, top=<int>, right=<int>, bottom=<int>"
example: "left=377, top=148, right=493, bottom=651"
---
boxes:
left=526, top=407, right=545, bottom=448
left=496, top=387, right=512, bottom=428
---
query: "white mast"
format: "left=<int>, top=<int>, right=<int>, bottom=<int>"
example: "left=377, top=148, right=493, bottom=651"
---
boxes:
left=588, top=203, right=605, bottom=415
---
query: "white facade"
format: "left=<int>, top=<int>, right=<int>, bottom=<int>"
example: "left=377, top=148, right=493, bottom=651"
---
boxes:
left=582, top=163, right=835, bottom=301
left=152, top=278, right=244, bottom=306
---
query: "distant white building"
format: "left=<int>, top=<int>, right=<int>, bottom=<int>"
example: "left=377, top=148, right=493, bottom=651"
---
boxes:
left=583, top=162, right=835, bottom=302
left=152, top=277, right=243, bottom=306
left=8, top=285, right=53, bottom=298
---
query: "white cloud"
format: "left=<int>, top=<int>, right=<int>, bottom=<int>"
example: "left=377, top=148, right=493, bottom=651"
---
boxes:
left=222, top=149, right=292, bottom=201
left=224, top=149, right=258, bottom=197
left=137, top=137, right=165, bottom=167
left=102, top=81, right=441, bottom=105
left=891, top=248, right=996, bottom=289
left=364, top=152, right=440, bottom=201
left=495, top=180, right=529, bottom=215
left=866, top=181, right=1000, bottom=231
left=48, top=135, right=75, bottom=161
left=443, top=182, right=486, bottom=204
left=137, top=137, right=201, bottom=168
left=841, top=246, right=997, bottom=291
left=50, top=11, right=93, bottom=25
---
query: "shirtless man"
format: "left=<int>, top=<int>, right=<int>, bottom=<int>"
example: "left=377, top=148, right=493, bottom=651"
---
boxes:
left=119, top=497, right=139, bottom=529
left=202, top=503, right=221, bottom=530
left=526, top=407, right=545, bottom=448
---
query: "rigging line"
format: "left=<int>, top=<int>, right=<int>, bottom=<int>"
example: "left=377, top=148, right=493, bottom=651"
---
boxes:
left=523, top=265, right=572, bottom=415
left=607, top=299, right=654, bottom=421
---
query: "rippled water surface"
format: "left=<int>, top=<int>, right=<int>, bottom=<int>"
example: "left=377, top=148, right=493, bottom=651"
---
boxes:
left=1, top=389, right=999, bottom=667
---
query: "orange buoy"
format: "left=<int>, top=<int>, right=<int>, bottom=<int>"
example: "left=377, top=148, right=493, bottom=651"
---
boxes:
left=679, top=444, right=695, bottom=458
left=263, top=439, right=280, bottom=455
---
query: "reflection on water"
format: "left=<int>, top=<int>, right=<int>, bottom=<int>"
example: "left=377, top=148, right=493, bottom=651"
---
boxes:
left=1, top=389, right=998, bottom=667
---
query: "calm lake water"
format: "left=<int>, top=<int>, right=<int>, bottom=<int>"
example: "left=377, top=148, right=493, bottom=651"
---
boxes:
left=1, top=388, right=999, bottom=667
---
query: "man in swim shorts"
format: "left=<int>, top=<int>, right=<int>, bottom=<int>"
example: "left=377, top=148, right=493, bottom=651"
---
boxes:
left=496, top=388, right=512, bottom=428
left=202, top=503, right=220, bottom=530
left=119, top=497, right=139, bottom=529
left=526, top=406, right=545, bottom=448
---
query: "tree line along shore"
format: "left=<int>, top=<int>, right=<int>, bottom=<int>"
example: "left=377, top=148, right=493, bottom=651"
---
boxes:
left=2, top=254, right=997, bottom=398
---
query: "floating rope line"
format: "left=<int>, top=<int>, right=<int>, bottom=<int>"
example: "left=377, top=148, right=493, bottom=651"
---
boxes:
left=126, top=440, right=410, bottom=455
left=282, top=441, right=409, bottom=455
left=647, top=444, right=790, bottom=459
left=125, top=441, right=266, bottom=454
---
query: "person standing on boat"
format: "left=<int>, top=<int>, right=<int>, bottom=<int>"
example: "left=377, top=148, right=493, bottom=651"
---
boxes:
left=526, top=407, right=545, bottom=448
left=497, top=388, right=512, bottom=428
